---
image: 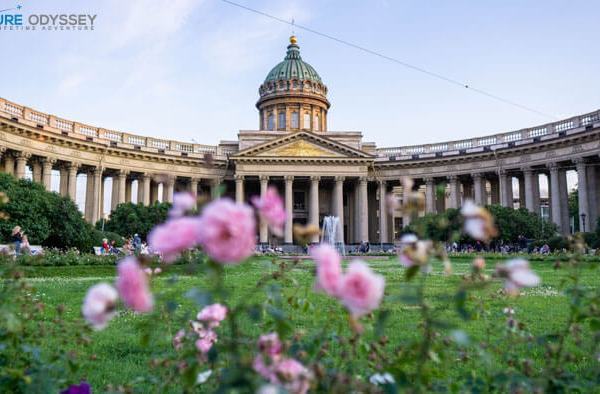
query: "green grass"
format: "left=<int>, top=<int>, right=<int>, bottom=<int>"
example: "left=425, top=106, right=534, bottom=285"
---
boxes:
left=15, top=256, right=600, bottom=392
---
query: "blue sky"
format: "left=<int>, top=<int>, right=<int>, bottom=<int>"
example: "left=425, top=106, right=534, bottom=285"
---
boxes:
left=2, top=0, right=594, bottom=214
left=1, top=0, right=599, bottom=148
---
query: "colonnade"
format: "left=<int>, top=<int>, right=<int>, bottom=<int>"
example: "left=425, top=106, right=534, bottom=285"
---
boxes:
left=0, top=148, right=220, bottom=224
left=2, top=146, right=598, bottom=241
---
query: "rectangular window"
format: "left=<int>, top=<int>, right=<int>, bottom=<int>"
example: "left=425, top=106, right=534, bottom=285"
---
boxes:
left=278, top=112, right=286, bottom=129
left=291, top=112, right=299, bottom=129
left=303, top=113, right=310, bottom=129
left=267, top=114, right=274, bottom=130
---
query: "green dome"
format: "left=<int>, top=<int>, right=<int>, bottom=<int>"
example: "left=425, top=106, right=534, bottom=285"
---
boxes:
left=264, top=38, right=322, bottom=83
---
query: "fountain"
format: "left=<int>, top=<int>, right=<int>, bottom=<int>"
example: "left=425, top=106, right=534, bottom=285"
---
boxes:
left=321, top=216, right=345, bottom=255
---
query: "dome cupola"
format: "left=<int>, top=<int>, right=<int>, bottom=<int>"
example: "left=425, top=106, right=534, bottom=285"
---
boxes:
left=257, top=36, right=330, bottom=132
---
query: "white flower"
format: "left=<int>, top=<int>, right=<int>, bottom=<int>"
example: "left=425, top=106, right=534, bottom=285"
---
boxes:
left=196, top=369, right=212, bottom=384
left=369, top=372, right=395, bottom=385
left=82, top=283, right=118, bottom=330
left=397, top=234, right=431, bottom=268
left=461, top=200, right=497, bottom=242
left=497, top=259, right=541, bottom=295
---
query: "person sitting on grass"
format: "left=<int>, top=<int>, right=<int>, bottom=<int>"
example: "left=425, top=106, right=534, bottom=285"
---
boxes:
left=11, top=226, right=23, bottom=256
left=101, top=238, right=110, bottom=255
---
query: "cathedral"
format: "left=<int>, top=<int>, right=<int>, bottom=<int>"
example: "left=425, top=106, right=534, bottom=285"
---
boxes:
left=1, top=36, right=599, bottom=248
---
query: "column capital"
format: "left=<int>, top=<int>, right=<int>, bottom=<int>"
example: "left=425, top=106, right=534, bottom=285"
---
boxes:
left=424, top=177, right=434, bottom=184
left=497, top=169, right=508, bottom=176
left=284, top=175, right=294, bottom=182
left=335, top=176, right=345, bottom=182
left=234, top=174, right=244, bottom=181
left=377, top=179, right=386, bottom=185
left=447, top=175, right=458, bottom=181
left=0, top=146, right=6, bottom=155
left=117, top=169, right=129, bottom=177
left=521, top=166, right=533, bottom=174
left=67, top=162, right=81, bottom=173
left=573, top=157, right=586, bottom=166
left=358, top=176, right=368, bottom=183
left=310, top=175, right=321, bottom=182
left=472, top=172, right=483, bottom=179
left=259, top=175, right=269, bottom=182
left=546, top=162, right=559, bottom=171
left=15, top=151, right=31, bottom=160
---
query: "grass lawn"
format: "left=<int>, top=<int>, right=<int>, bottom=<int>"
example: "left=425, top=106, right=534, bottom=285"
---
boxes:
left=14, top=255, right=600, bottom=392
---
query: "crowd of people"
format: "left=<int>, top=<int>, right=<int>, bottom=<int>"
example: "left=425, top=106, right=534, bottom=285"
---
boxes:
left=99, top=233, right=151, bottom=256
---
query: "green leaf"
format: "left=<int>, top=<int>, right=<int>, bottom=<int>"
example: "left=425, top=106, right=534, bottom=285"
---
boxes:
left=405, top=265, right=420, bottom=281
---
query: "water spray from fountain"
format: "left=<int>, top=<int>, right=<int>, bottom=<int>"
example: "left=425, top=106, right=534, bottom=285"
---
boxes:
left=321, top=216, right=345, bottom=255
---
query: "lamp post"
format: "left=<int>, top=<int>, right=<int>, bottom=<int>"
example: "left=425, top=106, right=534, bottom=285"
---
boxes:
left=580, top=213, right=586, bottom=232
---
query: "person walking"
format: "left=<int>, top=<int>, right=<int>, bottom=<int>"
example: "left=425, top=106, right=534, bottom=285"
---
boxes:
left=133, top=233, right=142, bottom=255
left=11, top=226, right=23, bottom=256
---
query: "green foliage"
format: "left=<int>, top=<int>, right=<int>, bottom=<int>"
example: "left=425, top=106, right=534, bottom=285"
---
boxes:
left=568, top=188, right=579, bottom=231
left=408, top=205, right=558, bottom=243
left=100, top=202, right=170, bottom=240
left=0, top=173, right=94, bottom=250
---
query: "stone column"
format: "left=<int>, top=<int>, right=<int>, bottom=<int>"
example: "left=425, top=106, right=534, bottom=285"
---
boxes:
left=448, top=176, right=460, bottom=209
left=284, top=176, right=294, bottom=244
left=548, top=163, right=563, bottom=231
left=42, top=158, right=55, bottom=190
left=473, top=173, right=484, bottom=205
left=165, top=176, right=175, bottom=203
left=378, top=180, right=388, bottom=244
left=309, top=176, right=320, bottom=243
left=333, top=176, right=345, bottom=243
left=358, top=177, right=369, bottom=242
left=31, top=159, right=42, bottom=183
left=190, top=178, right=199, bottom=197
left=111, top=175, right=120, bottom=211
left=499, top=171, right=513, bottom=208
left=67, top=163, right=79, bottom=201
left=425, top=177, right=435, bottom=214
left=402, top=178, right=412, bottom=226
left=587, top=165, right=598, bottom=231
left=85, top=171, right=95, bottom=222
left=4, top=152, right=15, bottom=175
left=210, top=178, right=221, bottom=199
left=59, top=166, right=69, bottom=196
left=558, top=169, right=570, bottom=233
left=125, top=179, right=132, bottom=203
left=91, top=168, right=102, bottom=224
left=575, top=159, right=590, bottom=232
left=235, top=175, right=244, bottom=203
left=117, top=171, right=127, bottom=205
left=150, top=181, right=160, bottom=203
left=15, top=152, right=30, bottom=179
left=523, top=168, right=536, bottom=213
left=143, top=176, right=152, bottom=206
left=531, top=173, right=540, bottom=215
left=260, top=175, right=270, bottom=244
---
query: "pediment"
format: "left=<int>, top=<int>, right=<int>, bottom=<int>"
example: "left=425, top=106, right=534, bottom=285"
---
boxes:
left=232, top=131, right=373, bottom=159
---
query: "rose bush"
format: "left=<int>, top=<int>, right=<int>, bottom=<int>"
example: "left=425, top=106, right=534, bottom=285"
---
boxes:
left=2, top=186, right=600, bottom=393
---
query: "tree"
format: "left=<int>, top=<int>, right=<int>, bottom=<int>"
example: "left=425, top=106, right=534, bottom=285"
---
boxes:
left=0, top=173, right=94, bottom=250
left=101, top=202, right=170, bottom=240
left=568, top=188, right=579, bottom=232
left=406, top=204, right=558, bottom=243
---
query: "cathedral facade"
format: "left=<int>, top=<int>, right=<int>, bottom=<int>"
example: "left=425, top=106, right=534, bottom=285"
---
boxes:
left=1, top=37, right=599, bottom=248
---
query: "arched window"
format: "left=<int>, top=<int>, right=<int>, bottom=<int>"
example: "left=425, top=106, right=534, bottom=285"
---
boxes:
left=278, top=112, right=286, bottom=129
left=314, top=114, right=320, bottom=131
left=291, top=112, right=299, bottom=129
left=267, top=114, right=274, bottom=130
left=303, top=113, right=310, bottom=129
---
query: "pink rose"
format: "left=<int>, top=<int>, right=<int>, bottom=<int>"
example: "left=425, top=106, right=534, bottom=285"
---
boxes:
left=310, top=244, right=342, bottom=296
left=197, top=198, right=256, bottom=264
left=338, top=261, right=385, bottom=317
left=197, top=303, right=228, bottom=328
left=82, top=283, right=118, bottom=330
left=253, top=355, right=277, bottom=382
left=170, top=192, right=197, bottom=217
left=116, top=257, right=154, bottom=313
left=251, top=186, right=287, bottom=237
left=258, top=332, right=283, bottom=358
left=173, top=329, right=185, bottom=350
left=148, top=216, right=203, bottom=263
left=274, top=358, right=312, bottom=394
left=195, top=329, right=217, bottom=354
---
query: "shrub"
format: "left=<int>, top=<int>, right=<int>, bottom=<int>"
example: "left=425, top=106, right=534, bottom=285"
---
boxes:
left=100, top=202, right=170, bottom=240
left=0, top=173, right=95, bottom=250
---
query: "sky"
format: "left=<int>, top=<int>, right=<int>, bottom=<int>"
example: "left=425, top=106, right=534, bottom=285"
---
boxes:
left=3, top=0, right=596, bottom=213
